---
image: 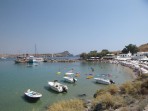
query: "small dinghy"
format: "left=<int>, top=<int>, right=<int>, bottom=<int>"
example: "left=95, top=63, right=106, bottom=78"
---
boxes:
left=48, top=80, right=68, bottom=93
left=24, top=89, right=42, bottom=99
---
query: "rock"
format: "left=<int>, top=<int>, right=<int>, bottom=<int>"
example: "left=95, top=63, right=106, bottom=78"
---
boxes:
left=141, top=88, right=148, bottom=95
left=94, top=103, right=103, bottom=111
left=93, top=93, right=97, bottom=98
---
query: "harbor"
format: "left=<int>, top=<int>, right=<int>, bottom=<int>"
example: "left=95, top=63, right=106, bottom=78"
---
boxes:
left=0, top=59, right=134, bottom=111
left=1, top=0, right=148, bottom=110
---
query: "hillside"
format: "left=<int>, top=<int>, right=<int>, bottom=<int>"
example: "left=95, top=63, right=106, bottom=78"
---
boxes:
left=54, top=51, right=73, bottom=57
left=138, top=43, right=148, bottom=52
left=111, top=43, right=148, bottom=54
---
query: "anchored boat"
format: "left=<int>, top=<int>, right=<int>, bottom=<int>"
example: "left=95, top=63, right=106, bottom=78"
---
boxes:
left=94, top=77, right=115, bottom=85
left=48, top=80, right=68, bottom=93
left=24, top=89, right=42, bottom=100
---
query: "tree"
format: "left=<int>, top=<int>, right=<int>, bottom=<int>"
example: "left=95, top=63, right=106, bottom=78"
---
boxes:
left=89, top=50, right=98, bottom=57
left=80, top=49, right=110, bottom=60
left=100, top=49, right=109, bottom=57
left=122, top=44, right=139, bottom=54
left=80, top=53, right=88, bottom=60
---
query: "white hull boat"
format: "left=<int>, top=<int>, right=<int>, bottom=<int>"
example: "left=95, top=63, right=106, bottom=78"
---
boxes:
left=65, top=72, right=74, bottom=76
left=48, top=81, right=68, bottom=93
left=63, top=76, right=77, bottom=83
left=28, top=56, right=44, bottom=63
left=24, top=89, right=42, bottom=99
left=94, top=78, right=115, bottom=85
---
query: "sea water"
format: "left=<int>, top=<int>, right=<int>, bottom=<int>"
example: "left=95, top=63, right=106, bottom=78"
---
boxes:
left=0, top=59, right=133, bottom=111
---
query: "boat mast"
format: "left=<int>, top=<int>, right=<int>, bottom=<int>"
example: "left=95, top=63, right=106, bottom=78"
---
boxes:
left=35, top=44, right=37, bottom=57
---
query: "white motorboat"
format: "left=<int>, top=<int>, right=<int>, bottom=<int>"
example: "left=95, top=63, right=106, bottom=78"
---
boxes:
left=63, top=76, right=77, bottom=83
left=28, top=56, right=44, bottom=63
left=94, top=77, right=115, bottom=85
left=48, top=80, right=68, bottom=93
left=64, top=72, right=77, bottom=83
left=65, top=72, right=74, bottom=76
left=24, top=89, right=42, bottom=99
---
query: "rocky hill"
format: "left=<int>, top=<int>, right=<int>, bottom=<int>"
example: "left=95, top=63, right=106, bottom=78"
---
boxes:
left=138, top=43, right=148, bottom=52
left=54, top=51, right=73, bottom=57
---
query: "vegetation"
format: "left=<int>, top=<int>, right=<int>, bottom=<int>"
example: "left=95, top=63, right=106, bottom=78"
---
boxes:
left=80, top=49, right=110, bottom=60
left=121, top=44, right=139, bottom=54
left=93, top=92, right=125, bottom=110
left=48, top=99, right=85, bottom=111
left=79, top=43, right=148, bottom=60
left=93, top=75, right=148, bottom=111
left=80, top=44, right=140, bottom=60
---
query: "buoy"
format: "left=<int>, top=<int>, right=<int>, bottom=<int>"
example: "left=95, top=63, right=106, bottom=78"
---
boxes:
left=86, top=76, right=93, bottom=79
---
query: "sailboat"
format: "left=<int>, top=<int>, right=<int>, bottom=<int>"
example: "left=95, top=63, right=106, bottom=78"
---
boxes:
left=28, top=44, right=44, bottom=63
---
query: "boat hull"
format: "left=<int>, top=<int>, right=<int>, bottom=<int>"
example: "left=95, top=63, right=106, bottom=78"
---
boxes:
left=94, top=78, right=111, bottom=85
left=48, top=81, right=68, bottom=93
left=24, top=89, right=42, bottom=102
left=63, top=77, right=77, bottom=83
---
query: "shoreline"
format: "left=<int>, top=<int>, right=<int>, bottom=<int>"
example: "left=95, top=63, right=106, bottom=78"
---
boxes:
left=47, top=60, right=148, bottom=111
left=0, top=59, right=147, bottom=111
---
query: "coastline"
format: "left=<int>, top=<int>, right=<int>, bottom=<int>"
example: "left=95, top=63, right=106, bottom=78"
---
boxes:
left=0, top=59, right=147, bottom=111
left=47, top=60, right=148, bottom=111
left=1, top=60, right=134, bottom=111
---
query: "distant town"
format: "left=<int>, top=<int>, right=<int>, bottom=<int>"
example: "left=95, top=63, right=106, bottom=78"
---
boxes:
left=0, top=43, right=148, bottom=59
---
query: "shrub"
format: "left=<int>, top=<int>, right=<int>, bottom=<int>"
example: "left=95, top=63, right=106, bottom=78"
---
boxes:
left=94, top=84, right=119, bottom=98
left=96, top=88, right=107, bottom=94
left=120, top=81, right=135, bottom=94
left=106, top=84, right=119, bottom=95
left=133, top=81, right=142, bottom=94
left=141, top=78, right=148, bottom=89
left=48, top=99, right=85, bottom=111
left=93, top=92, right=125, bottom=110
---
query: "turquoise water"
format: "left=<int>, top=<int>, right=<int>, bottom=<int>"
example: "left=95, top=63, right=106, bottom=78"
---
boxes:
left=0, top=60, right=133, bottom=111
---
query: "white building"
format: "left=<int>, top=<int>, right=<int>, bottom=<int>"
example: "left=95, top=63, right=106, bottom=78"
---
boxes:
left=115, top=51, right=132, bottom=61
left=132, top=52, right=148, bottom=61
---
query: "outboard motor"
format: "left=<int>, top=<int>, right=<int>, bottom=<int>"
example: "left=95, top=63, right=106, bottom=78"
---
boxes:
left=73, top=78, right=76, bottom=83
left=110, top=79, right=115, bottom=84
left=62, top=86, right=67, bottom=93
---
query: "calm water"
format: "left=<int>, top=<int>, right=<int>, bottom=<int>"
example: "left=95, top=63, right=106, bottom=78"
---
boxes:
left=0, top=59, right=133, bottom=111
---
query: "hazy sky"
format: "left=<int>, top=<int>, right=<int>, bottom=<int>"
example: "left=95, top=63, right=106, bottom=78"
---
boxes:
left=0, top=0, right=148, bottom=55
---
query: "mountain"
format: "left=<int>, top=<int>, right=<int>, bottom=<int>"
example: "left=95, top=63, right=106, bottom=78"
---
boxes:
left=138, top=43, right=148, bottom=52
